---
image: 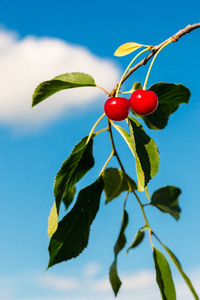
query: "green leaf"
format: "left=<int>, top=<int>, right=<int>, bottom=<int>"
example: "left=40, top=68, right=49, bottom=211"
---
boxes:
left=112, top=123, right=134, bottom=154
left=153, top=247, right=176, bottom=300
left=138, top=83, right=190, bottom=130
left=103, top=168, right=137, bottom=203
left=150, top=186, right=181, bottom=220
left=54, top=136, right=94, bottom=215
left=126, top=227, right=145, bottom=254
left=113, top=119, right=159, bottom=191
left=109, top=208, right=129, bottom=296
left=47, top=202, right=59, bottom=238
left=109, top=261, right=122, bottom=296
left=162, top=245, right=199, bottom=300
left=128, top=116, right=159, bottom=191
left=114, top=209, right=129, bottom=255
left=132, top=82, right=143, bottom=92
left=48, top=176, right=104, bottom=269
left=62, top=185, right=76, bottom=211
left=32, top=72, right=96, bottom=107
left=114, top=42, right=145, bottom=57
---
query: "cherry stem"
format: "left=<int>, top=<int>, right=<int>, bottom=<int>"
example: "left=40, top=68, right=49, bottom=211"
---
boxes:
left=143, top=39, right=173, bottom=90
left=86, top=112, right=106, bottom=144
left=115, top=47, right=150, bottom=97
left=119, top=90, right=133, bottom=94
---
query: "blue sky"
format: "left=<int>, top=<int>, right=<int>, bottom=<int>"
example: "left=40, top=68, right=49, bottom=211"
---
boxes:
left=0, top=1, right=200, bottom=299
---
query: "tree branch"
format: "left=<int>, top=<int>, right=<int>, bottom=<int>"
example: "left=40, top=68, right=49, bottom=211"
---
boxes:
left=111, top=23, right=200, bottom=95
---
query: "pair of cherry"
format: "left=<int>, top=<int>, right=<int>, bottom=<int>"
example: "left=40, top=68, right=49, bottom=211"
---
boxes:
left=104, top=90, right=158, bottom=121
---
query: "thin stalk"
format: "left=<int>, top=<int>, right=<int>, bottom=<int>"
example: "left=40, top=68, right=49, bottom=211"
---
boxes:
left=115, top=48, right=149, bottom=97
left=99, top=150, right=114, bottom=175
left=108, top=120, right=125, bottom=172
left=133, top=189, right=154, bottom=248
left=96, top=85, right=110, bottom=95
left=95, top=127, right=109, bottom=135
left=119, top=90, right=133, bottom=94
left=151, top=231, right=163, bottom=245
left=86, top=112, right=106, bottom=144
left=123, top=191, right=129, bottom=209
left=143, top=40, right=173, bottom=90
left=133, top=190, right=150, bottom=228
left=148, top=229, right=154, bottom=249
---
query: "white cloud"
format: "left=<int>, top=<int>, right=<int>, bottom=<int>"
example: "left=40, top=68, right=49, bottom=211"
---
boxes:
left=89, top=269, right=160, bottom=299
left=82, top=262, right=102, bottom=277
left=41, top=273, right=79, bottom=291
left=0, top=264, right=199, bottom=300
left=120, top=270, right=156, bottom=291
left=0, top=28, right=121, bottom=134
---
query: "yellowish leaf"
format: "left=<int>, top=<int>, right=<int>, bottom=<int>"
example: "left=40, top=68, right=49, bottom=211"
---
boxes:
left=114, top=42, right=145, bottom=57
left=48, top=202, right=58, bottom=238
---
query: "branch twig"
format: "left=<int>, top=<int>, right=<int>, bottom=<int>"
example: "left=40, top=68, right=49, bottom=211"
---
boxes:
left=111, top=23, right=200, bottom=95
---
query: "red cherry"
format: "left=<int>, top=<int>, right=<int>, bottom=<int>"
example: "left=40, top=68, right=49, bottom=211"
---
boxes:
left=130, top=90, right=158, bottom=115
left=104, top=97, right=131, bottom=121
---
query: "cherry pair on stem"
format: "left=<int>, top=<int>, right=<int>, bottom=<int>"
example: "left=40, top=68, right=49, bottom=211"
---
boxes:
left=104, top=90, right=158, bottom=121
left=104, top=39, right=174, bottom=121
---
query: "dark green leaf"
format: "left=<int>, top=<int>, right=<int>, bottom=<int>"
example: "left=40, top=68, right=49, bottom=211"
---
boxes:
left=150, top=186, right=181, bottom=220
left=109, top=261, right=122, bottom=296
left=153, top=247, right=176, bottom=300
left=128, top=116, right=160, bottom=191
left=114, top=209, right=129, bottom=256
left=110, top=208, right=129, bottom=296
left=138, top=83, right=190, bottom=130
left=32, top=72, right=96, bottom=106
left=62, top=185, right=76, bottom=211
left=54, top=136, right=94, bottom=214
left=162, top=245, right=199, bottom=300
left=48, top=176, right=104, bottom=269
left=103, top=168, right=137, bottom=203
left=126, top=227, right=145, bottom=254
